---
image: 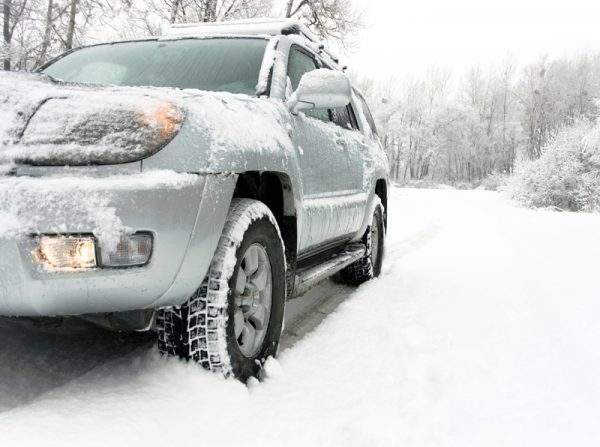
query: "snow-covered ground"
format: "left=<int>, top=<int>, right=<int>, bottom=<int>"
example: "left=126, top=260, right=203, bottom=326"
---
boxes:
left=1, top=187, right=600, bottom=446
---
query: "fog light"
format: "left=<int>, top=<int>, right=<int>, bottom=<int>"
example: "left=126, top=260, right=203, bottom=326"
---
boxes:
left=99, top=233, right=152, bottom=267
left=37, top=236, right=97, bottom=270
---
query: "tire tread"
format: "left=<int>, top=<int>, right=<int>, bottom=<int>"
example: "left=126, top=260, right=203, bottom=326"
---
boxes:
left=157, top=199, right=284, bottom=378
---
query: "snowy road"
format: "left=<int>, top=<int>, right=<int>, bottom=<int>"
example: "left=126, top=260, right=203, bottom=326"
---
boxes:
left=1, top=188, right=600, bottom=446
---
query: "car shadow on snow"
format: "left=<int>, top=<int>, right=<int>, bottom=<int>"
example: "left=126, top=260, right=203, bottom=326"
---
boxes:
left=0, top=317, right=155, bottom=413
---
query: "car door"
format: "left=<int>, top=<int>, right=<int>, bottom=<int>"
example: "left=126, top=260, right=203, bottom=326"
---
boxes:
left=286, top=46, right=367, bottom=254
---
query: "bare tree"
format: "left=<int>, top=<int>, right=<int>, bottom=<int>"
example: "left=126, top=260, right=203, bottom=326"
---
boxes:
left=169, top=0, right=180, bottom=23
left=2, top=0, right=10, bottom=70
left=64, top=0, right=77, bottom=49
left=165, top=0, right=272, bottom=24
left=36, top=0, right=54, bottom=65
left=284, top=0, right=364, bottom=45
left=2, top=0, right=31, bottom=70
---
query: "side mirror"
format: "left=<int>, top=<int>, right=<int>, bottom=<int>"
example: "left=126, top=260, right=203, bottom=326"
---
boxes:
left=289, top=69, right=352, bottom=114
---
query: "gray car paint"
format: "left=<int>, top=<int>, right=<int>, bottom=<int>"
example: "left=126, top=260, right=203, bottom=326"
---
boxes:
left=0, top=34, right=389, bottom=317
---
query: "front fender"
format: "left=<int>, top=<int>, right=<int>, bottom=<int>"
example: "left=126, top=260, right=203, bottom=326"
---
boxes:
left=142, top=94, right=297, bottom=175
left=150, top=173, right=238, bottom=308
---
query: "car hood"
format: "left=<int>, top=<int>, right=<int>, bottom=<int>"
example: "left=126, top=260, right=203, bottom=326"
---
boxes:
left=0, top=71, right=293, bottom=168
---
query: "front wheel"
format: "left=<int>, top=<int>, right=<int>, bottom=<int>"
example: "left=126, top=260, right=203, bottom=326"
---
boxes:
left=156, top=199, right=286, bottom=382
left=340, top=197, right=385, bottom=286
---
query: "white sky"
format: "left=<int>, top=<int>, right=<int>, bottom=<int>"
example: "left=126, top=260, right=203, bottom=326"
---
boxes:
left=345, top=0, right=600, bottom=80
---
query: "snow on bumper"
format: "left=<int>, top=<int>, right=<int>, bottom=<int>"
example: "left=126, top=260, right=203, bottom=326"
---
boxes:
left=0, top=170, right=217, bottom=316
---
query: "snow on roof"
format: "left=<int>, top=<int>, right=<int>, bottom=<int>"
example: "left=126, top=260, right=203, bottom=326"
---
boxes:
left=164, top=18, right=319, bottom=41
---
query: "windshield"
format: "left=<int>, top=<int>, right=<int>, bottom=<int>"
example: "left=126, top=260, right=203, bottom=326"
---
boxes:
left=42, top=38, right=268, bottom=96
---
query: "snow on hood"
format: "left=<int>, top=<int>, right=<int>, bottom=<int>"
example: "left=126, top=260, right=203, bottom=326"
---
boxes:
left=0, top=71, right=184, bottom=165
left=0, top=71, right=291, bottom=168
left=0, top=71, right=291, bottom=242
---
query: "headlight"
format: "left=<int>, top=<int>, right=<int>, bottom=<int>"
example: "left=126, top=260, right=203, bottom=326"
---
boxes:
left=11, top=96, right=184, bottom=166
left=35, top=235, right=98, bottom=270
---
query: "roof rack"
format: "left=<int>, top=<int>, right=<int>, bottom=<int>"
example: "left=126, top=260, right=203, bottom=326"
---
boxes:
left=165, top=18, right=316, bottom=39
left=163, top=18, right=342, bottom=66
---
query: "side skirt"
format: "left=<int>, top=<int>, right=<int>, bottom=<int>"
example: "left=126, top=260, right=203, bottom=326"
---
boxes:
left=292, top=244, right=365, bottom=298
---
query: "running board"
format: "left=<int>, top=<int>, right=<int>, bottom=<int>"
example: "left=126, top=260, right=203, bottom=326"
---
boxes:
left=293, top=245, right=365, bottom=297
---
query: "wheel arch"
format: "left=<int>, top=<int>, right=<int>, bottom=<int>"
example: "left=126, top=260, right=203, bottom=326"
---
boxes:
left=375, top=178, right=388, bottom=230
left=232, top=171, right=298, bottom=297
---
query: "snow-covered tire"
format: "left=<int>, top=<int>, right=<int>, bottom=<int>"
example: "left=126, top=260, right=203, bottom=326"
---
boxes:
left=156, top=199, right=286, bottom=382
left=340, top=197, right=385, bottom=286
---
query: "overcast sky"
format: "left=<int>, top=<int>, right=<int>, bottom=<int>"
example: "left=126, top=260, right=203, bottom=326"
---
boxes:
left=345, top=0, right=600, bottom=80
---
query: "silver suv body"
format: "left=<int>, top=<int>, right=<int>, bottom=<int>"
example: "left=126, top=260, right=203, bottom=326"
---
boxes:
left=0, top=20, right=388, bottom=353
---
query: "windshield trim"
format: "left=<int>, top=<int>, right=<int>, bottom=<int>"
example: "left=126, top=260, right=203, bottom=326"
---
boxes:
left=38, top=36, right=271, bottom=96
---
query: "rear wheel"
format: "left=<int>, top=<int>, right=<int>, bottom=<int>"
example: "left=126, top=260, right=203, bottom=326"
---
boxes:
left=156, top=199, right=286, bottom=382
left=340, top=198, right=385, bottom=286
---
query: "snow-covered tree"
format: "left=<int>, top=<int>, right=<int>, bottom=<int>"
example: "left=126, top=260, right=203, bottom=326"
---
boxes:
left=509, top=121, right=600, bottom=212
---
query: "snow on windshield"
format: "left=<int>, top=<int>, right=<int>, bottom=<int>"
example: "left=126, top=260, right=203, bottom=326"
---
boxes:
left=0, top=69, right=292, bottom=242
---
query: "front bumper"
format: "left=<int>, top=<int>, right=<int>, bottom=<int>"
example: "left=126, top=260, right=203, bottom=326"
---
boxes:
left=0, top=170, right=232, bottom=317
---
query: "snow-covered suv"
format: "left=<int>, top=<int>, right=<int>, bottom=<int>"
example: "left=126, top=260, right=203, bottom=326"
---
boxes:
left=0, top=19, right=388, bottom=381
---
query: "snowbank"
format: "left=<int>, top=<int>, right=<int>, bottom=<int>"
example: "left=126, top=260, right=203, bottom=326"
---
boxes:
left=508, top=121, right=600, bottom=212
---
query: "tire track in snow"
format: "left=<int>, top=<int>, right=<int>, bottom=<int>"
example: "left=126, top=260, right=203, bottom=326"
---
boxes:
left=280, top=222, right=441, bottom=350
left=382, top=222, right=441, bottom=271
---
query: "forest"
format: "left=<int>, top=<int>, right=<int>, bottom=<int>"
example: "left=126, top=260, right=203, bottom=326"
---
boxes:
left=356, top=55, right=600, bottom=187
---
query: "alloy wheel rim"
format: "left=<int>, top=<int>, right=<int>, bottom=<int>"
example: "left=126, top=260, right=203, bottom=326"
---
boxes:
left=233, top=243, right=273, bottom=358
